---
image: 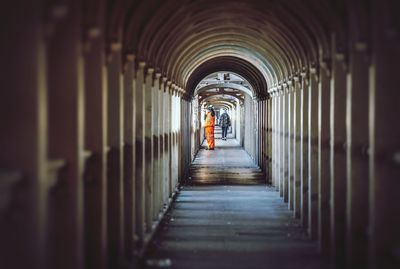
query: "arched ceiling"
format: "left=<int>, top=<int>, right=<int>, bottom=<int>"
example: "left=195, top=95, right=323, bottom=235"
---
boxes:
left=195, top=83, right=252, bottom=97
left=106, top=0, right=347, bottom=98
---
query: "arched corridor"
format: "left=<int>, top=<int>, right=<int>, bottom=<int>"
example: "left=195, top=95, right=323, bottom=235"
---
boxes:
left=1, top=1, right=400, bottom=269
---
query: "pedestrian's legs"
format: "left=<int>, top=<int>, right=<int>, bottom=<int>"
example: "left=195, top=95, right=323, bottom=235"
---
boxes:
left=222, top=127, right=227, bottom=139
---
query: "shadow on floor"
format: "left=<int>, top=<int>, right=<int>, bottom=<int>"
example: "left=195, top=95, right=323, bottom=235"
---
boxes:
left=141, top=141, right=328, bottom=269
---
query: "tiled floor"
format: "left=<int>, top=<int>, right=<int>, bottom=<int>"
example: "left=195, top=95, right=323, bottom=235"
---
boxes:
left=143, top=140, right=327, bottom=269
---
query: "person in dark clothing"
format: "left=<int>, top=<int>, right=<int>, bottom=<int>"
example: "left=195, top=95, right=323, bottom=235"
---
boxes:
left=219, top=109, right=231, bottom=140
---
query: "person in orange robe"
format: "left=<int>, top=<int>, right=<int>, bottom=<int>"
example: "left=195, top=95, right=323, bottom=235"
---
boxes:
left=204, top=106, right=215, bottom=150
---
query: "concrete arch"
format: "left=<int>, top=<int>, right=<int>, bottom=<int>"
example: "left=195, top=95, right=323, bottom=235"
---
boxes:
left=195, top=83, right=253, bottom=97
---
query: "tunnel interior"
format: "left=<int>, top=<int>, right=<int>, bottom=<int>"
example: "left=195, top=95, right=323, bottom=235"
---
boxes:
left=1, top=1, right=400, bottom=269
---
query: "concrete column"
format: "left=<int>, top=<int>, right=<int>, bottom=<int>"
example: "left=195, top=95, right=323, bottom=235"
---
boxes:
left=346, top=46, right=370, bottom=268
left=300, top=76, right=309, bottom=229
left=122, top=55, right=135, bottom=263
left=162, top=79, right=170, bottom=205
left=106, top=44, right=124, bottom=268
left=288, top=85, right=294, bottom=210
left=46, top=6, right=84, bottom=268
left=274, top=94, right=280, bottom=191
left=271, top=96, right=276, bottom=187
left=170, top=88, right=176, bottom=191
left=176, top=91, right=180, bottom=181
left=166, top=83, right=173, bottom=200
left=272, top=93, right=279, bottom=188
left=158, top=77, right=166, bottom=210
left=282, top=91, right=288, bottom=200
left=318, top=65, right=331, bottom=255
left=368, top=3, right=400, bottom=267
left=152, top=73, right=161, bottom=221
left=268, top=96, right=276, bottom=184
left=278, top=92, right=283, bottom=195
left=144, top=67, right=154, bottom=232
left=329, top=51, right=347, bottom=269
left=268, top=97, right=273, bottom=184
left=309, top=71, right=319, bottom=240
left=0, top=3, right=48, bottom=268
left=135, top=61, right=146, bottom=246
left=294, top=79, right=302, bottom=218
left=263, top=99, right=266, bottom=171
left=83, top=28, right=108, bottom=269
left=264, top=100, right=269, bottom=176
left=259, top=101, right=262, bottom=167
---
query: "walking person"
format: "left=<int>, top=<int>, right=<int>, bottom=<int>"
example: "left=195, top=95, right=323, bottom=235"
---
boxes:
left=220, top=109, right=231, bottom=140
left=204, top=106, right=215, bottom=150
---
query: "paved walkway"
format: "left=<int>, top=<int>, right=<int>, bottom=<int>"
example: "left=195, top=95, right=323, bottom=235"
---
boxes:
left=143, top=139, right=327, bottom=269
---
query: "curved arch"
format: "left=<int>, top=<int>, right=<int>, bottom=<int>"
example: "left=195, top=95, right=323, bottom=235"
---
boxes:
left=121, top=0, right=347, bottom=100
left=195, top=83, right=253, bottom=97
left=186, top=56, right=268, bottom=99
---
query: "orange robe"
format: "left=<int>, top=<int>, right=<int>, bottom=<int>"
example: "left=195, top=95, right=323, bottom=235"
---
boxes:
left=205, top=111, right=215, bottom=149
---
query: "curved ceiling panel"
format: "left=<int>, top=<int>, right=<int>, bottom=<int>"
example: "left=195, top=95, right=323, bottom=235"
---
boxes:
left=119, top=0, right=345, bottom=98
left=195, top=83, right=253, bottom=97
left=186, top=56, right=267, bottom=98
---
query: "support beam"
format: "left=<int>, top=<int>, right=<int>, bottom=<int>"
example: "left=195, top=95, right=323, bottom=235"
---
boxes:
left=135, top=62, right=146, bottom=246
left=329, top=51, right=347, bottom=269
left=368, top=3, right=400, bottom=266
left=288, top=87, right=294, bottom=210
left=345, top=46, right=370, bottom=269
left=0, top=3, right=48, bottom=268
left=294, top=80, right=302, bottom=218
left=46, top=6, right=84, bottom=268
left=123, top=55, right=136, bottom=263
left=152, top=73, right=161, bottom=221
left=301, top=77, right=309, bottom=229
left=308, top=73, right=319, bottom=240
left=106, top=47, right=124, bottom=268
left=144, top=68, right=154, bottom=232
left=83, top=30, right=108, bottom=269
left=318, top=66, right=331, bottom=255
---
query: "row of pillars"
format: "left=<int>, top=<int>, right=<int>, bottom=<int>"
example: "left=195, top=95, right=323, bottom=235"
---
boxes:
left=261, top=33, right=400, bottom=269
left=0, top=4, right=192, bottom=269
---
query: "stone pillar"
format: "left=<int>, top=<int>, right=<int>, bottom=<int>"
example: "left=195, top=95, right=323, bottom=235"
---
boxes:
left=135, top=61, right=146, bottom=246
left=83, top=25, right=108, bottom=269
left=46, top=5, right=85, bottom=268
left=278, top=92, right=284, bottom=195
left=106, top=43, right=124, bottom=268
left=288, top=84, right=294, bottom=210
left=268, top=96, right=273, bottom=185
left=329, top=50, right=347, bottom=269
left=270, top=93, right=278, bottom=188
left=294, top=79, right=302, bottom=218
left=275, top=93, right=280, bottom=191
left=162, top=79, right=170, bottom=205
left=300, top=76, right=309, bottom=229
left=368, top=2, right=400, bottom=268
left=122, top=54, right=135, bottom=263
left=0, top=2, right=48, bottom=268
left=271, top=95, right=277, bottom=187
left=309, top=71, right=319, bottom=240
left=261, top=100, right=265, bottom=169
left=158, top=77, right=166, bottom=211
left=152, top=73, right=161, bottom=221
left=318, top=64, right=331, bottom=255
left=345, top=45, right=370, bottom=268
left=170, top=88, right=176, bottom=191
left=144, top=67, right=154, bottom=232
left=166, top=82, right=173, bottom=200
left=282, top=90, right=288, bottom=201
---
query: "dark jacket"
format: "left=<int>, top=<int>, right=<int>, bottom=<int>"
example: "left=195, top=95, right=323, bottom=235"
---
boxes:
left=220, top=112, right=231, bottom=127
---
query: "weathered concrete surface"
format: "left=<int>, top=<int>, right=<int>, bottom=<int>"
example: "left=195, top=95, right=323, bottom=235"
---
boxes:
left=143, top=140, right=327, bottom=269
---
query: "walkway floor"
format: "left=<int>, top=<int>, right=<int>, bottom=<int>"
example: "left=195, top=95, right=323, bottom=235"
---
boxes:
left=143, top=139, right=327, bottom=269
